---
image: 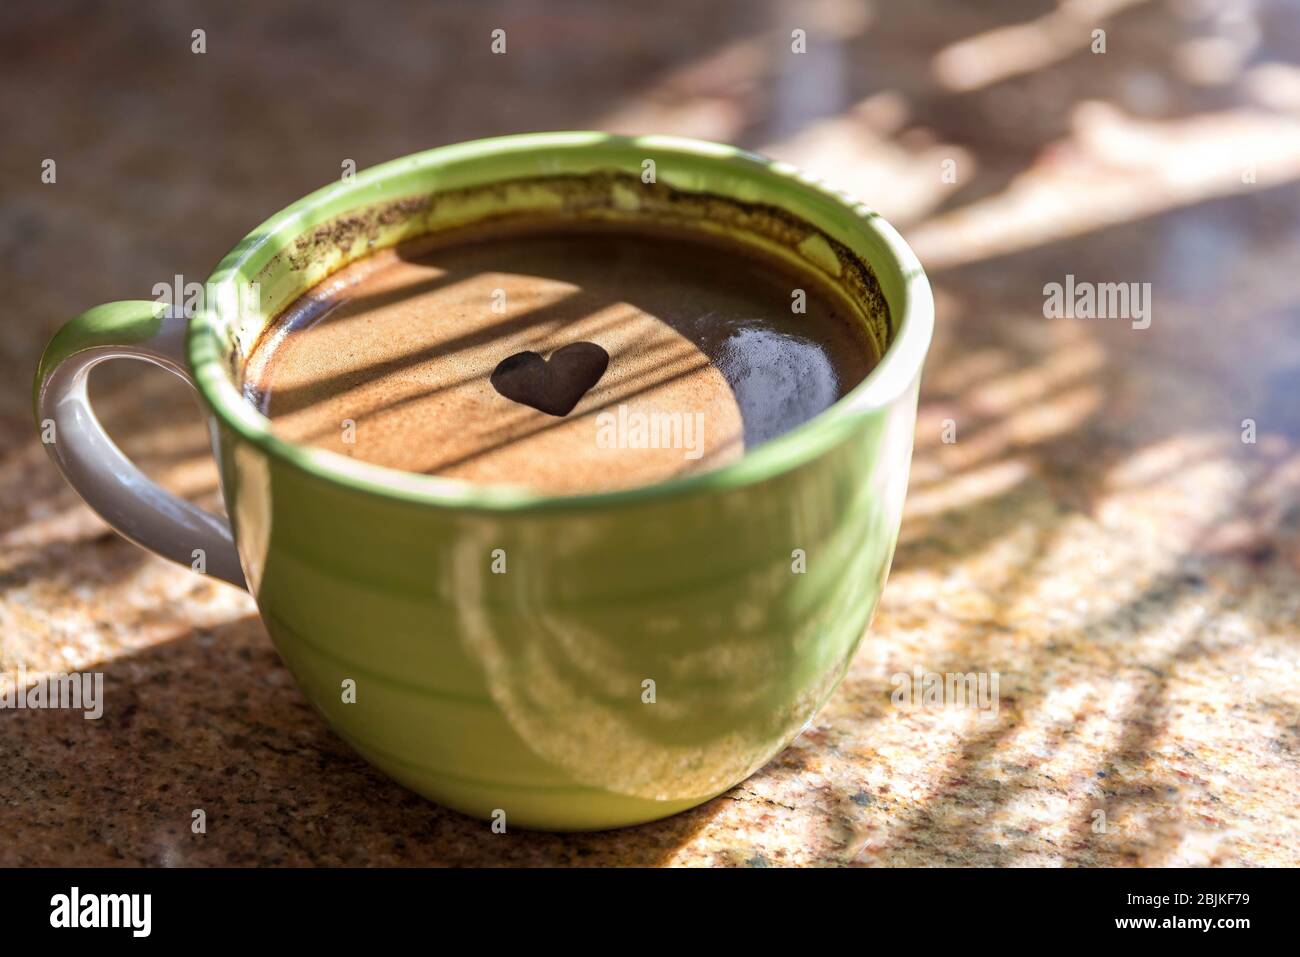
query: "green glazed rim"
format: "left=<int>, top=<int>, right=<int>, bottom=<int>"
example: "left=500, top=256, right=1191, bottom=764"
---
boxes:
left=191, top=132, right=934, bottom=512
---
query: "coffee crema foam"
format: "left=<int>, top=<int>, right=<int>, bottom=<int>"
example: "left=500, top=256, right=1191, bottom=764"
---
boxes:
left=243, top=224, right=879, bottom=494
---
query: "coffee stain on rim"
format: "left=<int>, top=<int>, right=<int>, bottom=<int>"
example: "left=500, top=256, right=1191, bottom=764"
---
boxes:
left=246, top=173, right=893, bottom=369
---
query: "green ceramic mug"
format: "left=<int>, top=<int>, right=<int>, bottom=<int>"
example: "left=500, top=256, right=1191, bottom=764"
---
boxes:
left=34, top=133, right=933, bottom=830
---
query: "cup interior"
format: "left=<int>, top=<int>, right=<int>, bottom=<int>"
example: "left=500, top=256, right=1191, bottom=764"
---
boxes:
left=191, top=132, right=932, bottom=507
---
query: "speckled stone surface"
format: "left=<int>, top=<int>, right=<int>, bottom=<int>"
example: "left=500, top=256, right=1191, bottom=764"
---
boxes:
left=2, top=0, right=1298, bottom=866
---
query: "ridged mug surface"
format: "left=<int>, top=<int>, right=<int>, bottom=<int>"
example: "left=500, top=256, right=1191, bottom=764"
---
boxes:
left=192, top=133, right=932, bottom=830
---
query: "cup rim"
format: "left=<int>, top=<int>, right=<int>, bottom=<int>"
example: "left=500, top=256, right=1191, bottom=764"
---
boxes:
left=191, top=132, right=934, bottom=512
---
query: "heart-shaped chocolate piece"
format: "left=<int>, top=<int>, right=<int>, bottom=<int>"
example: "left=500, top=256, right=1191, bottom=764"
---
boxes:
left=490, top=342, right=610, bottom=417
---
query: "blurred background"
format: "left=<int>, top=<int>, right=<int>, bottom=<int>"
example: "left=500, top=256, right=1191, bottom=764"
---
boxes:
left=1, top=0, right=1297, bottom=866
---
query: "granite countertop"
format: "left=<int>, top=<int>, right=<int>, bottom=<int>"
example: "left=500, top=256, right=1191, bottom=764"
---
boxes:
left=2, top=0, right=1297, bottom=865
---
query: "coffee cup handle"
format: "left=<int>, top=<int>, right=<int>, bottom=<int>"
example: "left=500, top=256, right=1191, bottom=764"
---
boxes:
left=33, top=300, right=247, bottom=589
